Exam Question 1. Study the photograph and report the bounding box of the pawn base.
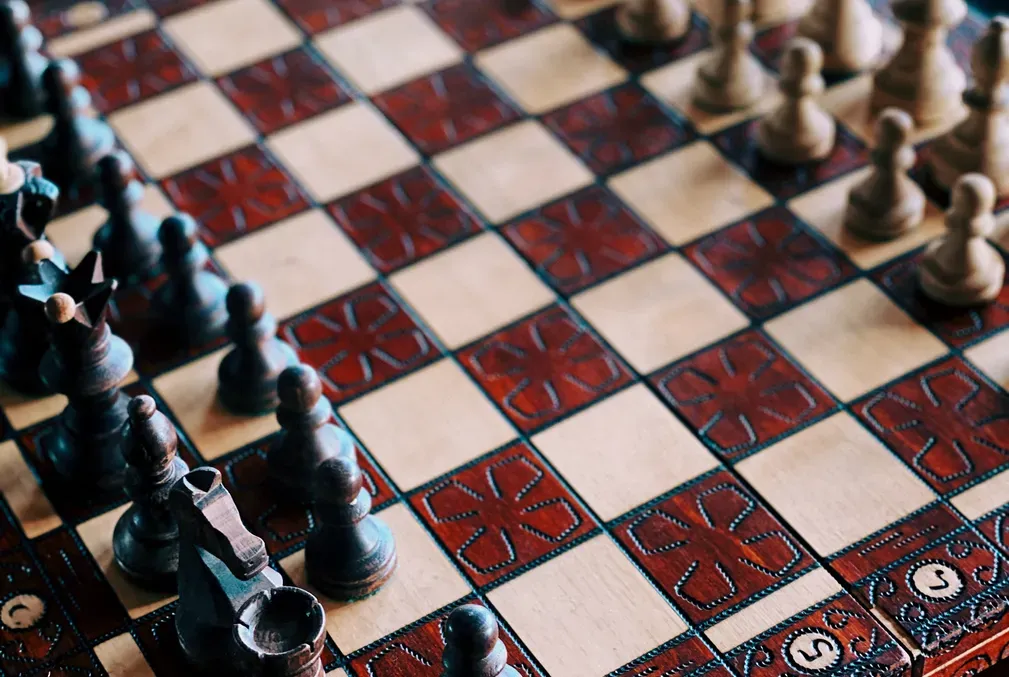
[869,69,966,131]
[93,212,164,283]
[616,0,690,44]
[919,244,1005,307]
[843,185,926,242]
[112,508,180,592]
[756,118,836,165]
[217,341,298,416]
[306,522,398,602]
[928,128,1009,198]
[693,57,767,113]
[153,274,230,348]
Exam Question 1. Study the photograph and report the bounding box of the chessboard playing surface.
[2,0,1009,675]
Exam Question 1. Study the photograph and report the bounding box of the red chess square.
[723,594,913,676]
[711,120,869,201]
[614,469,816,627]
[34,0,134,38]
[502,186,668,295]
[279,281,441,405]
[651,330,836,462]
[0,546,81,675]
[421,0,556,51]
[373,64,522,155]
[976,505,1009,556]
[871,250,1009,349]
[409,442,595,587]
[611,635,734,677]
[77,29,197,114]
[853,356,1009,496]
[828,505,1009,677]
[215,436,395,557]
[682,207,858,320]
[160,145,310,247]
[542,83,695,176]
[459,305,633,432]
[217,48,351,136]
[328,166,482,275]
[276,0,396,33]
[349,600,542,675]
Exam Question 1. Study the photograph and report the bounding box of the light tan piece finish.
[751,0,808,23]
[928,17,1009,196]
[616,0,691,43]
[870,0,967,128]
[756,38,836,164]
[693,0,767,111]
[919,173,1005,306]
[844,108,926,240]
[797,0,883,72]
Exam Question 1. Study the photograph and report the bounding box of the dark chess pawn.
[267,364,354,502]
[217,282,297,416]
[233,587,326,677]
[113,395,190,590]
[0,0,47,119]
[0,240,64,393]
[19,251,133,491]
[305,454,397,601]
[41,58,115,191]
[93,151,162,282]
[152,213,228,347]
[171,466,282,674]
[0,138,61,289]
[442,605,520,677]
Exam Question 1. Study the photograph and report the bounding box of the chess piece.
[844,108,926,241]
[928,16,1009,196]
[217,282,298,415]
[0,139,61,291]
[616,0,690,43]
[0,0,47,119]
[171,467,282,674]
[756,38,836,164]
[796,0,883,72]
[693,0,766,112]
[93,151,162,282]
[113,395,190,590]
[869,0,967,128]
[305,454,397,601]
[267,364,353,502]
[19,251,133,491]
[0,240,63,393]
[442,605,520,677]
[919,173,1004,306]
[153,213,228,347]
[751,0,804,23]
[41,58,115,191]
[234,587,326,677]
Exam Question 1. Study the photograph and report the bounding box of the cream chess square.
[764,279,948,402]
[153,348,281,461]
[281,503,469,653]
[608,141,774,245]
[475,23,627,114]
[215,209,375,321]
[433,120,593,224]
[93,632,156,677]
[164,0,301,76]
[315,5,463,95]
[0,440,60,538]
[267,102,420,203]
[109,81,256,179]
[338,359,515,490]
[737,412,937,556]
[389,232,555,349]
[488,535,688,675]
[572,253,749,373]
[534,384,720,520]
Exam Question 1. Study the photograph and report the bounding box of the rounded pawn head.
[313,454,362,506]
[21,239,55,265]
[225,281,266,325]
[97,150,135,195]
[41,58,80,99]
[950,173,997,237]
[128,394,157,424]
[779,37,824,92]
[445,605,499,659]
[875,108,914,151]
[972,16,1008,90]
[277,364,323,414]
[158,213,199,259]
[45,292,77,324]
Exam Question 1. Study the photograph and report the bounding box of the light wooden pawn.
[693,0,766,112]
[870,0,967,128]
[756,38,836,164]
[844,108,926,241]
[928,16,1009,197]
[919,173,1004,306]
[0,137,25,194]
[796,0,883,73]
[751,0,806,24]
[616,0,690,43]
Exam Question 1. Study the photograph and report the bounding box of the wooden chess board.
[1,0,1008,675]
